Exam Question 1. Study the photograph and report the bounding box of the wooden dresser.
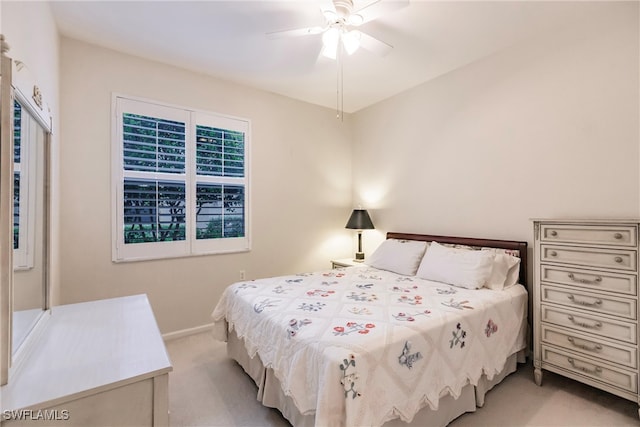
[533,219,640,417]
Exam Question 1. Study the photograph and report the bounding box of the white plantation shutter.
[195,125,244,177]
[123,179,186,244]
[195,183,245,239]
[122,112,187,246]
[113,95,250,261]
[192,111,249,254]
[123,114,186,173]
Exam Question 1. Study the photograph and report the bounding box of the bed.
[211,232,529,426]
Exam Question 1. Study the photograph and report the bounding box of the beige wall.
[59,38,353,333]
[352,3,640,264]
[6,1,639,336]
[1,2,61,305]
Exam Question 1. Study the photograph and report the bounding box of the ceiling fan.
[266,0,409,60]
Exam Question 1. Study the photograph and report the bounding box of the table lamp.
[345,208,375,261]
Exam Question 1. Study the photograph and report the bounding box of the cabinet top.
[1,294,172,411]
[531,218,640,224]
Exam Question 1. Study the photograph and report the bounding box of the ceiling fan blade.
[352,0,409,25]
[357,31,393,56]
[319,0,337,15]
[266,26,326,39]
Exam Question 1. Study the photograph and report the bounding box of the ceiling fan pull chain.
[339,43,344,121]
[336,52,339,119]
[337,41,343,120]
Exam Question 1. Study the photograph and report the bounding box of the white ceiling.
[50,0,610,113]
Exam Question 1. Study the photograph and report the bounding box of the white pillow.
[416,241,495,289]
[483,249,521,290]
[365,239,428,276]
[504,256,522,288]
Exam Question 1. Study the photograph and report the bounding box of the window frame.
[111,94,251,262]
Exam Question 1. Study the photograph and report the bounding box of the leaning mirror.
[0,40,52,379]
[11,95,48,355]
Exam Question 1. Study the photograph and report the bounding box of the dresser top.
[531,218,640,223]
[1,294,172,410]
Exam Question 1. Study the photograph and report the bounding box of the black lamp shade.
[345,209,375,230]
[345,209,374,261]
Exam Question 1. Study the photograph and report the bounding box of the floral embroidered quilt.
[211,265,527,427]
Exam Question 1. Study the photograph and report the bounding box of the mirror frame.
[0,35,52,385]
[0,36,13,385]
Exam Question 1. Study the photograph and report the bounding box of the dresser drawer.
[541,245,637,272]
[540,265,637,296]
[541,304,637,344]
[540,224,637,247]
[541,324,638,369]
[542,345,638,393]
[541,285,637,320]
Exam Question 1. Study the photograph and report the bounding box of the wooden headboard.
[386,232,528,290]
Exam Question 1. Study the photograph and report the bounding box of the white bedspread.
[211,265,527,427]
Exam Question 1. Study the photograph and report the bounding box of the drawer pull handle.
[549,251,558,257]
[567,273,602,285]
[567,295,602,307]
[614,232,623,240]
[568,358,602,375]
[567,315,602,329]
[614,256,624,263]
[567,336,603,352]
[550,231,558,237]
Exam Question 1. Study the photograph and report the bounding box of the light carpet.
[166,332,638,426]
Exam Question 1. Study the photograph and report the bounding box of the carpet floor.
[165,332,639,426]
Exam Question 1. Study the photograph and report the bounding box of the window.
[112,95,250,261]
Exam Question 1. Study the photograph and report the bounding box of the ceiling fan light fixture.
[347,13,364,26]
[321,27,340,59]
[342,30,361,55]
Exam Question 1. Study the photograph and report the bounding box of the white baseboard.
[162,322,214,342]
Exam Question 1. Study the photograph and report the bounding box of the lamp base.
[354,252,365,262]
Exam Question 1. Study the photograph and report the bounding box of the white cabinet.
[533,219,639,417]
[0,295,172,426]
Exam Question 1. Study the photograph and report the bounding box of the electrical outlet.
[239,270,246,280]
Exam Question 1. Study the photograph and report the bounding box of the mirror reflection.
[12,98,47,354]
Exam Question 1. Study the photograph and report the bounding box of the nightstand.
[331,258,364,269]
